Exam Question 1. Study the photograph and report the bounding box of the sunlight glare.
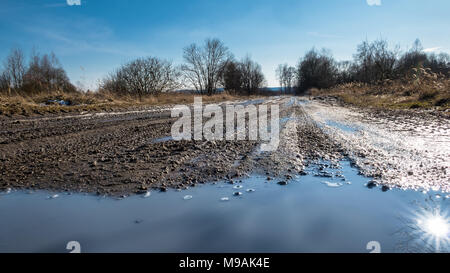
[423,215,449,238]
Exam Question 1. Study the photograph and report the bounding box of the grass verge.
[311,69,450,111]
[0,91,257,117]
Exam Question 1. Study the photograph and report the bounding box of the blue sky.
[1,0,449,89]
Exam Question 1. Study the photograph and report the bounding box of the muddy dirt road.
[0,96,449,195]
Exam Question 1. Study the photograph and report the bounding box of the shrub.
[101,57,181,99]
[296,48,338,93]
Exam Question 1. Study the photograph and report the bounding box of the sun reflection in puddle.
[416,208,449,252]
[396,198,449,253]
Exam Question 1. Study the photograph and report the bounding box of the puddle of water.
[238,99,265,106]
[324,120,359,133]
[285,97,309,107]
[151,136,173,144]
[0,160,448,253]
[321,181,344,188]
[280,117,296,124]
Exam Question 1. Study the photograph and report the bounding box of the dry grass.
[312,68,450,111]
[0,91,255,117]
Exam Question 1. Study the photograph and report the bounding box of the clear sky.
[1,0,449,89]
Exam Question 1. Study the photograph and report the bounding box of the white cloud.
[366,0,381,6]
[423,47,442,53]
[66,0,81,6]
[307,32,342,39]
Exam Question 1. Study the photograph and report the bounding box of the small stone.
[136,189,148,195]
[381,185,390,192]
[183,195,193,200]
[299,170,308,176]
[277,181,289,186]
[233,192,243,196]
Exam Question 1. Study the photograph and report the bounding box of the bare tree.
[0,71,10,94]
[3,48,26,90]
[181,38,231,95]
[285,66,295,93]
[222,60,242,94]
[396,39,427,76]
[336,60,355,83]
[425,52,450,74]
[221,56,266,95]
[353,39,398,83]
[276,64,295,93]
[276,64,285,92]
[239,55,266,95]
[23,52,76,94]
[101,57,180,98]
[296,48,338,93]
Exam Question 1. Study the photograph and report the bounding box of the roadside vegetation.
[1,37,448,116]
[0,38,267,116]
[283,39,450,110]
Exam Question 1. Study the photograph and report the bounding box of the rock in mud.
[367,181,377,189]
[299,171,308,176]
[136,189,148,195]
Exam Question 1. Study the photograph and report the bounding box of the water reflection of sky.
[0,160,448,253]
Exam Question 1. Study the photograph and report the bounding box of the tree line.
[283,38,450,94]
[0,38,267,98]
[0,48,76,96]
[101,38,266,97]
[2,37,448,98]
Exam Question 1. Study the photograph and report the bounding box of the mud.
[0,96,448,195]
